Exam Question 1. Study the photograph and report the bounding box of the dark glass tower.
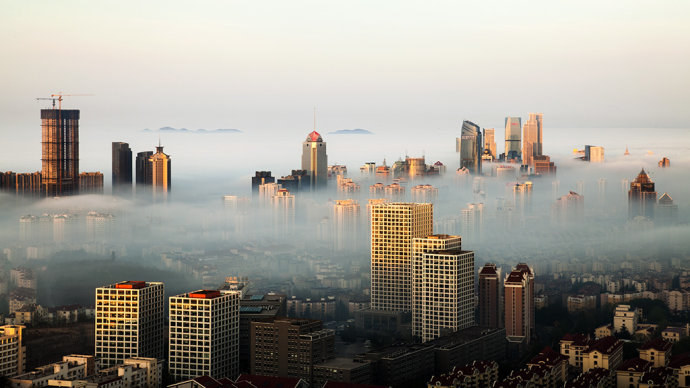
[628,169,657,219]
[136,151,153,193]
[41,109,79,196]
[112,142,132,195]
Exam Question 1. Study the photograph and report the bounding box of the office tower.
[168,290,239,381]
[251,171,275,193]
[278,169,311,192]
[112,142,132,195]
[79,172,104,194]
[504,117,522,161]
[410,184,438,202]
[41,109,79,196]
[461,203,484,243]
[411,234,462,339]
[410,235,472,342]
[370,203,433,312]
[406,157,427,179]
[511,181,533,214]
[259,182,282,204]
[302,131,328,189]
[458,121,482,174]
[504,264,534,345]
[483,128,497,160]
[658,157,671,168]
[655,193,678,225]
[333,199,360,251]
[533,155,556,175]
[135,151,153,192]
[366,198,387,219]
[95,281,164,367]
[0,325,25,377]
[149,145,171,199]
[522,113,543,167]
[272,188,295,234]
[479,264,502,328]
[628,169,657,220]
[251,318,335,386]
[551,191,584,224]
[584,145,604,162]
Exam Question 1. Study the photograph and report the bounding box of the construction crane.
[36,93,93,110]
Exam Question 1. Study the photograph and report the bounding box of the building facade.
[479,263,502,329]
[370,203,433,312]
[628,169,657,220]
[95,281,165,367]
[169,290,240,381]
[149,145,171,200]
[521,113,543,167]
[112,142,132,195]
[504,117,522,161]
[41,109,79,196]
[458,121,482,174]
[78,172,104,194]
[302,131,328,189]
[0,325,25,377]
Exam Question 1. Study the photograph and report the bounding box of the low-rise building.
[663,326,689,342]
[427,360,499,388]
[595,324,613,339]
[567,295,597,313]
[616,358,652,388]
[9,355,95,388]
[564,368,615,388]
[0,325,25,377]
[639,338,672,368]
[560,333,593,370]
[582,336,623,372]
[638,366,675,388]
[312,358,372,387]
[613,304,639,334]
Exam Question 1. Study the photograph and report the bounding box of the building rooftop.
[189,290,222,299]
[479,264,498,276]
[237,374,305,388]
[617,357,652,372]
[561,333,592,347]
[115,281,147,289]
[586,336,622,354]
[640,337,672,351]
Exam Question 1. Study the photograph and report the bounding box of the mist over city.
[1,1,690,387]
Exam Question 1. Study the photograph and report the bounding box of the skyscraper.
[41,109,79,196]
[0,325,25,377]
[656,193,678,225]
[411,234,474,342]
[302,131,328,189]
[628,169,657,220]
[149,145,171,200]
[112,142,132,195]
[333,199,360,251]
[478,263,502,329]
[504,117,522,161]
[521,113,543,167]
[95,281,165,367]
[458,121,482,174]
[504,264,534,345]
[169,289,240,381]
[135,151,153,192]
[251,171,275,193]
[483,128,497,161]
[370,203,433,312]
[272,188,295,235]
[551,191,584,224]
[79,172,104,194]
[584,145,604,162]
[461,203,484,243]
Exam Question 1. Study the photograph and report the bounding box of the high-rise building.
[251,318,335,386]
[169,289,240,381]
[135,151,153,192]
[522,113,543,167]
[458,121,482,174]
[370,203,433,312]
[149,145,171,200]
[504,264,534,345]
[483,128,497,160]
[259,182,282,204]
[478,264,502,329]
[461,203,484,243]
[658,157,671,168]
[656,193,678,225]
[411,235,474,342]
[16,172,42,197]
[628,169,657,220]
[584,145,604,162]
[0,325,25,377]
[410,184,438,203]
[41,109,79,196]
[95,281,165,367]
[333,199,360,251]
[79,172,104,194]
[112,142,132,195]
[272,188,295,234]
[251,171,275,193]
[302,131,328,189]
[411,234,462,339]
[511,181,533,215]
[533,155,557,175]
[504,117,522,162]
[551,191,584,224]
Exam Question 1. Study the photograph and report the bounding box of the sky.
[1,0,689,179]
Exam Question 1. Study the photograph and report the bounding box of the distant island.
[143,127,242,134]
[329,128,373,135]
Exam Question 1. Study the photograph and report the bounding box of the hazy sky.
[2,1,689,175]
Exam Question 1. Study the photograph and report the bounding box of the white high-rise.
[168,289,240,381]
[95,281,165,367]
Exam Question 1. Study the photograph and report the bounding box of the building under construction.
[41,109,80,196]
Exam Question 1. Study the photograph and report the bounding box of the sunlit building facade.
[41,109,79,196]
[504,117,522,162]
[149,145,171,200]
[458,121,482,174]
[302,131,328,189]
[370,203,433,312]
[479,264,502,329]
[95,281,165,367]
[628,169,657,220]
[521,113,543,167]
